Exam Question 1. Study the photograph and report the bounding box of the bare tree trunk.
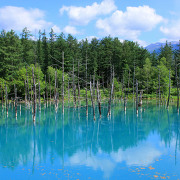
[124,94,127,112]
[121,78,124,101]
[78,59,80,106]
[128,69,130,97]
[26,66,30,105]
[107,66,114,117]
[167,69,171,109]
[147,76,149,95]
[90,81,95,120]
[124,86,127,111]
[73,59,76,108]
[43,92,45,107]
[49,74,51,103]
[5,82,8,116]
[68,79,70,108]
[97,80,101,117]
[57,78,59,102]
[175,60,179,113]
[38,70,41,111]
[32,67,36,122]
[86,52,88,116]
[25,80,27,106]
[1,83,3,108]
[31,83,32,105]
[45,75,48,105]
[158,71,161,105]
[62,51,64,114]
[136,79,138,114]
[133,62,135,99]
[93,74,95,100]
[139,90,143,106]
[55,68,57,110]
[14,84,17,118]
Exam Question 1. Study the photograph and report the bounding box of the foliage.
[0,28,179,99]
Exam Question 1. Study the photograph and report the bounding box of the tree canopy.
[0,28,178,99]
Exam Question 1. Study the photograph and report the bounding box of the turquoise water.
[0,101,180,179]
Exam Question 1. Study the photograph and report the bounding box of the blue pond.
[0,101,180,179]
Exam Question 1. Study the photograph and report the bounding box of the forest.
[0,27,179,103]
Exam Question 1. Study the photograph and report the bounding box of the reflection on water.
[0,101,180,179]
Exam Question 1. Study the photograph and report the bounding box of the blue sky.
[0,0,180,46]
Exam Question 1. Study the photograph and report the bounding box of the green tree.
[37,30,43,66]
[142,58,152,93]
[89,38,99,78]
[49,28,56,65]
[0,30,23,81]
[158,41,173,69]
[42,30,49,73]
[157,57,170,94]
[13,64,45,97]
[21,27,34,65]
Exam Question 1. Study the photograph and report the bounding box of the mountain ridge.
[145,41,179,53]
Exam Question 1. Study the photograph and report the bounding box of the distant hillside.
[145,41,179,53]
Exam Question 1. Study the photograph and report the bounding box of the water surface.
[0,101,180,179]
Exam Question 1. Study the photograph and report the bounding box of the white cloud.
[96,5,163,40]
[111,143,161,166]
[160,19,180,40]
[135,39,148,47]
[0,6,53,32]
[60,0,117,25]
[52,25,61,34]
[63,25,79,35]
[86,36,99,42]
[67,140,162,178]
[68,150,115,179]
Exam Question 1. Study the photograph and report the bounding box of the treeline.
[0,27,179,99]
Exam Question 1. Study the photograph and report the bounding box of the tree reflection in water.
[0,101,180,179]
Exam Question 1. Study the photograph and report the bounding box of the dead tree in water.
[124,87,127,111]
[54,68,58,110]
[68,79,70,108]
[93,74,95,101]
[24,80,27,106]
[43,91,45,107]
[167,69,171,109]
[107,66,114,117]
[32,67,36,122]
[49,74,51,103]
[121,76,124,101]
[14,84,17,118]
[133,62,135,99]
[26,66,30,105]
[31,83,33,105]
[97,80,101,117]
[38,67,41,111]
[136,79,138,114]
[158,71,161,105]
[5,83,8,116]
[90,81,95,120]
[1,83,3,108]
[138,90,143,107]
[127,69,130,97]
[77,58,81,106]
[62,51,64,114]
[72,59,76,108]
[85,52,88,116]
[45,75,48,106]
[175,60,179,113]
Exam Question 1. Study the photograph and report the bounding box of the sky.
[0,0,180,47]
